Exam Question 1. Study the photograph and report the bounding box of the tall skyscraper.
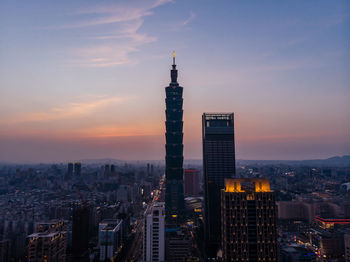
[143,202,165,262]
[104,164,110,179]
[165,52,184,223]
[74,162,81,176]
[221,178,277,262]
[202,113,236,257]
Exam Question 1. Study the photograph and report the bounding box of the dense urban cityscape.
[0,157,349,261]
[1,1,349,262]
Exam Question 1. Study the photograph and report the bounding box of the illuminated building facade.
[27,220,67,262]
[221,178,277,262]
[202,113,235,256]
[315,216,350,229]
[165,52,184,223]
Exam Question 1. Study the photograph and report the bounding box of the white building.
[99,219,123,261]
[143,202,165,262]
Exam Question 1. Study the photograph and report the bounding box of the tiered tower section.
[165,52,184,223]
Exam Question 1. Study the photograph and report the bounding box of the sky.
[0,0,349,163]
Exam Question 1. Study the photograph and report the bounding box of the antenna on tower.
[173,50,175,65]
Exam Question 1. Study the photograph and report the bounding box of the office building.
[165,52,184,223]
[184,169,200,197]
[104,164,110,179]
[221,178,277,262]
[143,202,165,262]
[202,113,235,256]
[276,201,315,224]
[98,219,123,261]
[67,163,73,177]
[111,164,116,174]
[317,230,345,260]
[165,228,192,262]
[27,220,67,262]
[71,205,90,259]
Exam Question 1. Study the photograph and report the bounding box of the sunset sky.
[0,0,349,163]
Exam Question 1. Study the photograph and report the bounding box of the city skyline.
[1,0,349,163]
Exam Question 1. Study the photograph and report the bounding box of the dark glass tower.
[202,113,236,258]
[165,53,184,223]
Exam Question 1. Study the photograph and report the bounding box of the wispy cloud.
[183,12,196,26]
[62,0,172,28]
[68,45,139,67]
[170,11,196,32]
[58,0,172,67]
[8,96,132,123]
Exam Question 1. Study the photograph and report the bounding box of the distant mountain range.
[236,155,350,167]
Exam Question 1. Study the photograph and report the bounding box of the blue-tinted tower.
[165,52,184,223]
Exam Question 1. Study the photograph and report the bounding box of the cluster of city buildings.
[0,161,164,261]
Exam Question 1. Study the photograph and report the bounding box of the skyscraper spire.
[171,51,178,83]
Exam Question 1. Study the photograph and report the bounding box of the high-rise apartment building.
[27,220,67,262]
[202,113,236,256]
[67,163,73,177]
[98,219,123,261]
[184,169,200,197]
[221,178,277,262]
[165,52,184,223]
[74,163,81,177]
[143,202,165,262]
[104,164,110,179]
